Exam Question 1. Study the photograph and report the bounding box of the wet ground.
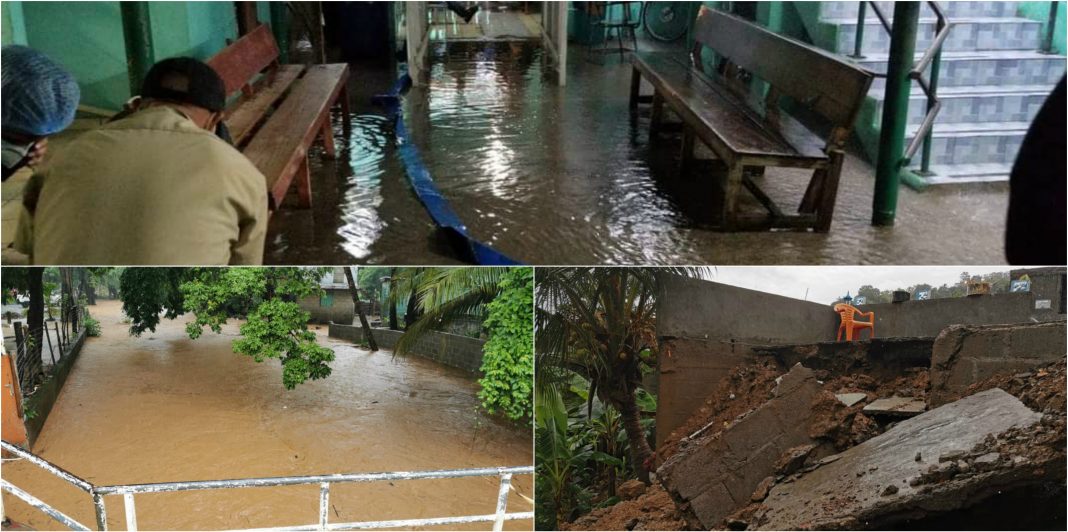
[1,300,532,530]
[265,40,1010,265]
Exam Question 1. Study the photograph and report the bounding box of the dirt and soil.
[954,359,1066,414]
[561,483,691,532]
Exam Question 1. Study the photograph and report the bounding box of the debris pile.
[563,345,1065,531]
[561,483,689,531]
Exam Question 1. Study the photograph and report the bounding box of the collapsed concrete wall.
[747,388,1057,531]
[655,275,837,443]
[752,337,933,381]
[329,324,485,374]
[657,364,823,529]
[929,320,1067,407]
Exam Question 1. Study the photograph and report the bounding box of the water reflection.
[265,41,1008,265]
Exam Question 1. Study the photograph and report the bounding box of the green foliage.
[477,268,534,424]
[233,299,335,389]
[120,268,187,335]
[118,267,333,389]
[83,315,102,337]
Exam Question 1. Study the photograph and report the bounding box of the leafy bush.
[477,267,534,424]
[83,315,102,337]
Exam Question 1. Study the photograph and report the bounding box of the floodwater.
[265,41,1010,265]
[0,300,533,530]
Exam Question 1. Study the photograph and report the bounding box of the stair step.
[831,17,1044,55]
[820,1,1022,21]
[913,162,1013,185]
[868,84,1054,125]
[858,50,1067,90]
[905,121,1029,165]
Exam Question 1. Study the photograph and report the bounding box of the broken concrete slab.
[749,388,1044,530]
[657,363,822,529]
[836,392,867,407]
[862,396,926,417]
[929,321,1067,407]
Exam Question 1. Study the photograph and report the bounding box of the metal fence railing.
[1,440,534,531]
[10,305,86,395]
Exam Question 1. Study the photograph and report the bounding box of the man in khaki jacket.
[31,57,267,265]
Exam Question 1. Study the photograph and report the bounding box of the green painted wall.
[1019,1,1066,54]
[2,1,29,45]
[10,1,250,110]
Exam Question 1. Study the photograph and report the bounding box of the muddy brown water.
[265,41,1009,265]
[1,300,532,530]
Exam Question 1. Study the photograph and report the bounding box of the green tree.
[535,267,708,484]
[389,267,535,423]
[119,267,334,389]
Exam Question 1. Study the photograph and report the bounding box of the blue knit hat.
[2,45,80,137]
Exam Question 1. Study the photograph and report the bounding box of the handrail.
[853,1,951,174]
[1040,1,1059,54]
[1,440,533,532]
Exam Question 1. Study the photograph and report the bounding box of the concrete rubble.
[565,326,1066,531]
[746,388,1056,530]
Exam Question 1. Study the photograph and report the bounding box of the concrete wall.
[329,324,486,375]
[655,275,839,444]
[24,328,86,447]
[858,292,1042,339]
[929,320,1067,407]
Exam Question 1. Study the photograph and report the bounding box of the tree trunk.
[26,268,44,383]
[617,388,654,484]
[344,267,378,351]
[80,269,95,305]
[388,268,399,330]
[404,291,419,331]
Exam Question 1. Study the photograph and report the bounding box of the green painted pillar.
[120,1,154,96]
[270,1,290,64]
[871,1,919,227]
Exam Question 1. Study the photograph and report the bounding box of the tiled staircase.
[810,1,1066,185]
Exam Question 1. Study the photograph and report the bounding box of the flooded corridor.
[1,300,533,530]
[265,41,1010,266]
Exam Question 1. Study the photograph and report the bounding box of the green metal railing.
[1040,1,1059,54]
[857,2,951,225]
[856,1,950,176]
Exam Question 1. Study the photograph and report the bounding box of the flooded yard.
[1,299,532,530]
[265,41,1009,266]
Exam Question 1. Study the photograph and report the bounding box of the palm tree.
[535,267,709,484]
[391,267,512,354]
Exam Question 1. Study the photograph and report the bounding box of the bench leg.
[320,119,337,159]
[340,80,352,136]
[296,156,313,209]
[680,128,695,174]
[721,163,745,230]
[650,91,665,137]
[814,150,845,232]
[629,67,641,110]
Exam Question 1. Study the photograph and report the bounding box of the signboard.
[915,290,930,300]
[1035,299,1052,310]
[853,296,866,305]
[1010,279,1031,293]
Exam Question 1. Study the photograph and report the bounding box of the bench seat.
[242,63,350,210]
[632,51,827,167]
[226,64,304,146]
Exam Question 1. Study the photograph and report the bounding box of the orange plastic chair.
[834,303,874,342]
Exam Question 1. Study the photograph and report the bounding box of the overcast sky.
[703,266,1012,304]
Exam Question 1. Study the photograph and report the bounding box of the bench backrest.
[691,7,872,138]
[207,24,279,99]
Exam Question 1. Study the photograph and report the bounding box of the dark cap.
[141,57,226,113]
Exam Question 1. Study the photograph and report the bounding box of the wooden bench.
[207,24,351,211]
[629,7,873,231]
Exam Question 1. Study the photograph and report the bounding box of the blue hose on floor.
[373,73,522,265]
